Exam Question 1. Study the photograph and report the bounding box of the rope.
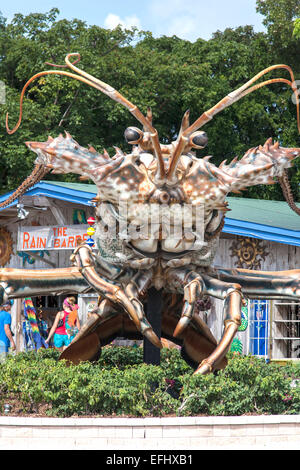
[278,168,300,216]
[0,164,50,210]
[204,215,225,241]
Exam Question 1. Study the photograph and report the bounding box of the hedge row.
[0,347,299,417]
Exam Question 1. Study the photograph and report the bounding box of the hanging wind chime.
[86,217,96,247]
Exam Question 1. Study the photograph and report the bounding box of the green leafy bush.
[0,348,299,417]
[179,355,300,416]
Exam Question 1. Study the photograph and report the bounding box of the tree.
[257,0,300,43]
[0,5,299,202]
[0,9,139,190]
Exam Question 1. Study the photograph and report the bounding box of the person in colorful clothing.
[45,297,80,351]
[0,301,16,360]
[63,296,80,342]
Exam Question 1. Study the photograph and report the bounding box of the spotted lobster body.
[27,133,300,275]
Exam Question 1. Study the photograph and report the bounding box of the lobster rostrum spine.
[1,53,300,374]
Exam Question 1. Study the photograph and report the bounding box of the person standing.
[0,301,16,360]
[45,297,80,351]
[37,310,49,341]
[63,297,80,342]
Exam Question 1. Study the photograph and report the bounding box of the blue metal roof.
[1,180,300,247]
[0,181,96,208]
[223,218,300,246]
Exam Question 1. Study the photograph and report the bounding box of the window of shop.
[248,299,270,358]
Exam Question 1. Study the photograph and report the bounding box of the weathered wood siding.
[1,199,94,270]
[214,237,300,272]
[210,236,300,352]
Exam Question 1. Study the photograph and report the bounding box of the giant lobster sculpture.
[1,53,300,374]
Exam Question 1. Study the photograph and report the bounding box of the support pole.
[143,287,162,366]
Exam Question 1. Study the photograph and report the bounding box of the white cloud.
[104,13,141,31]
[165,16,198,39]
[147,0,264,42]
[149,0,198,20]
[148,0,204,40]
[101,1,264,42]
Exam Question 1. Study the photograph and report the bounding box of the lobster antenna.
[5,69,106,135]
[64,53,165,184]
[177,109,190,138]
[6,53,166,184]
[167,64,300,185]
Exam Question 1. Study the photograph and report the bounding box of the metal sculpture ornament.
[230,237,269,270]
[1,53,300,374]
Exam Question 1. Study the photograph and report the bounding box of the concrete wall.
[0,415,299,450]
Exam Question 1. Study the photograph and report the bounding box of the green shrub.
[179,354,300,416]
[0,348,299,417]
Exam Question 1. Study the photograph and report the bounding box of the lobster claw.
[173,300,194,337]
[174,274,204,338]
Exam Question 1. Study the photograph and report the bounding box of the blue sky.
[1,0,266,42]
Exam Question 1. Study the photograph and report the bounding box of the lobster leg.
[124,270,163,343]
[194,274,243,374]
[62,268,156,362]
[68,298,119,347]
[172,271,205,337]
[213,267,300,300]
[61,270,158,363]
[168,267,243,374]
[192,266,300,374]
[72,243,162,348]
[60,298,119,363]
[0,266,89,302]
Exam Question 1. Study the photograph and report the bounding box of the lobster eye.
[189,131,208,149]
[124,127,144,144]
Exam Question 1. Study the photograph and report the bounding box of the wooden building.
[0,180,299,362]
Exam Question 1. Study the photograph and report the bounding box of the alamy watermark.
[291,80,300,106]
[0,81,5,104]
[96,201,207,250]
